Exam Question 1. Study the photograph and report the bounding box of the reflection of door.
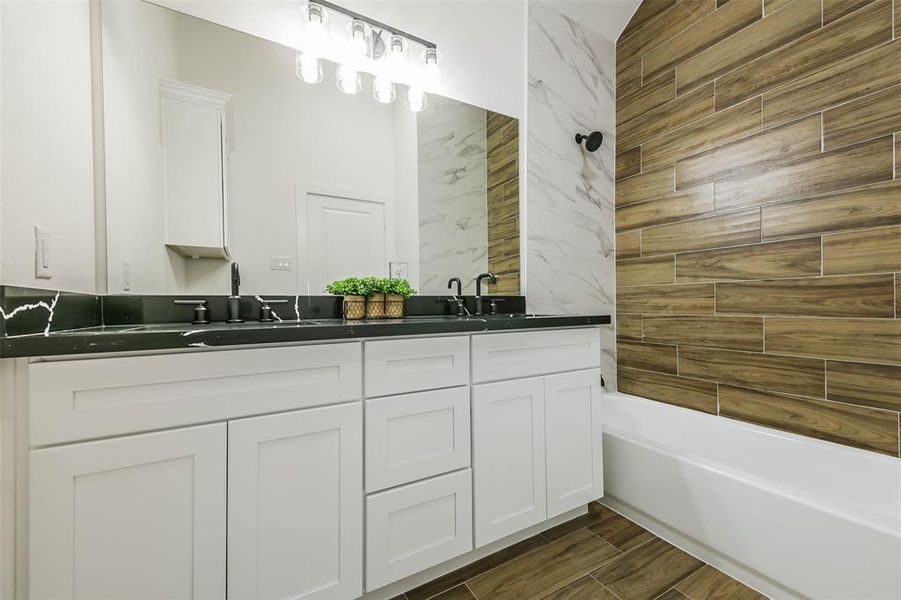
[305,194,387,293]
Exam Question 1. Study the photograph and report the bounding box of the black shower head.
[575,131,603,152]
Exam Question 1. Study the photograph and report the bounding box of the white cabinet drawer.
[364,336,469,397]
[366,387,470,492]
[29,343,362,446]
[471,328,600,383]
[366,470,472,591]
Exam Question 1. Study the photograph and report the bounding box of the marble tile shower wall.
[418,96,489,295]
[526,1,617,388]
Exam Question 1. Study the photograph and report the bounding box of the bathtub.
[601,392,901,600]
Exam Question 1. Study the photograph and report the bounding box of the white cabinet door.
[545,370,604,517]
[366,387,470,492]
[366,470,472,591]
[227,403,363,600]
[29,424,226,600]
[472,378,546,547]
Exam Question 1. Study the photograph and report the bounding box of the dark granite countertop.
[1,314,611,358]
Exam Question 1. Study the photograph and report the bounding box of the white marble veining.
[0,291,60,336]
[417,96,489,295]
[526,1,616,388]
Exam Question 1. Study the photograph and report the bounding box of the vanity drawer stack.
[362,335,473,590]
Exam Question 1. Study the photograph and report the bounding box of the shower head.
[575,131,603,152]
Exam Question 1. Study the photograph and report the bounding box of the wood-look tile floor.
[393,502,767,600]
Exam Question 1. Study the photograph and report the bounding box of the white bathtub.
[601,392,901,600]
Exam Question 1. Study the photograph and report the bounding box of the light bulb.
[386,34,406,80]
[373,76,396,104]
[295,51,322,84]
[422,47,440,91]
[336,64,361,94]
[348,20,368,59]
[406,86,427,112]
[305,3,328,52]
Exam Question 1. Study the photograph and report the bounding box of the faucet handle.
[173,299,210,325]
[257,298,289,322]
[488,298,505,315]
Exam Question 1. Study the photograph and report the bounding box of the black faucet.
[227,262,243,323]
[446,277,465,315]
[474,272,497,315]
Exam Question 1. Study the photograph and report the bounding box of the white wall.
[0,0,96,294]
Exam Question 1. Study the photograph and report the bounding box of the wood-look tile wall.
[486,111,521,295]
[615,0,901,457]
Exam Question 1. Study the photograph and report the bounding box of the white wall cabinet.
[473,369,604,547]
[472,377,547,547]
[228,403,362,600]
[29,424,227,600]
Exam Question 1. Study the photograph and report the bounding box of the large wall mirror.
[101,0,521,296]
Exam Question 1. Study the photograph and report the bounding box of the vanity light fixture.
[300,0,439,111]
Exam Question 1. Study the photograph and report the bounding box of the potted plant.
[326,277,371,320]
[365,277,416,319]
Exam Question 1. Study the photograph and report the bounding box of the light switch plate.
[34,226,52,279]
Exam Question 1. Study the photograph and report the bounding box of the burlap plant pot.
[384,294,405,318]
[365,294,387,319]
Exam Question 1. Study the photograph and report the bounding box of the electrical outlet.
[269,256,292,271]
[34,226,52,279]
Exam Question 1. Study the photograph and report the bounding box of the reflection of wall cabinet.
[160,80,231,259]
[18,329,603,599]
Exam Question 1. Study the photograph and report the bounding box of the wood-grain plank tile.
[675,238,821,283]
[616,185,714,232]
[715,0,893,110]
[642,0,761,82]
[823,224,901,274]
[616,231,641,259]
[719,385,899,456]
[617,255,675,287]
[762,39,901,128]
[642,316,764,351]
[590,537,705,600]
[761,180,901,240]
[405,534,549,600]
[642,97,761,171]
[616,0,716,73]
[429,586,476,600]
[617,340,678,374]
[618,0,678,43]
[616,284,715,315]
[765,317,901,364]
[617,59,642,99]
[676,0,817,94]
[541,501,607,542]
[616,313,643,340]
[827,361,901,411]
[675,565,767,600]
[824,0,879,23]
[467,529,621,600]
[619,83,715,150]
[617,167,674,207]
[823,84,901,150]
[617,367,718,414]
[716,274,896,317]
[616,146,642,181]
[658,591,691,600]
[617,70,676,127]
[641,209,760,256]
[678,347,825,397]
[587,508,655,553]
[764,0,796,13]
[542,576,619,600]
[896,133,900,178]
[674,115,821,189]
[715,136,894,212]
